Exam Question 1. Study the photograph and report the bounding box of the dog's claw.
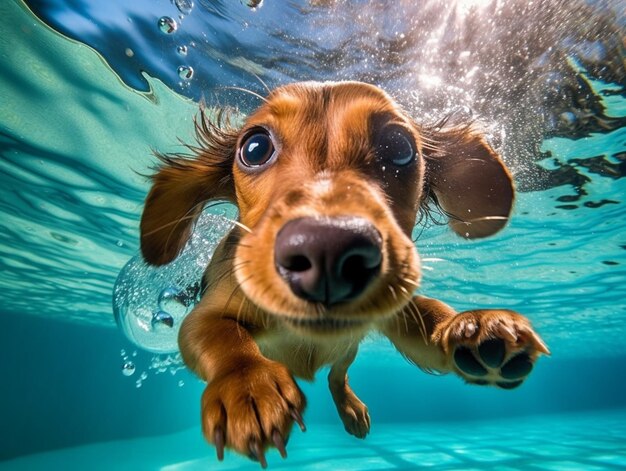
[214,427,225,461]
[272,429,288,458]
[290,407,306,432]
[249,440,267,469]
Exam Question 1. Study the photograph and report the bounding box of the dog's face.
[232,82,423,335]
[140,81,514,338]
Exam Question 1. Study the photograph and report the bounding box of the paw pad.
[454,338,533,389]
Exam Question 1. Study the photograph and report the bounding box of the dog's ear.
[140,109,239,265]
[424,126,514,238]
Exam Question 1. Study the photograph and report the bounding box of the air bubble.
[158,286,195,317]
[158,16,178,34]
[177,65,194,80]
[122,361,136,376]
[173,0,194,15]
[178,380,185,387]
[113,212,234,353]
[152,310,174,330]
[176,45,188,56]
[242,0,264,9]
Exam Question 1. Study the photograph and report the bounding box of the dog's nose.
[274,217,382,306]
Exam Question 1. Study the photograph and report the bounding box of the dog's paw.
[332,386,371,439]
[201,360,306,467]
[440,309,550,389]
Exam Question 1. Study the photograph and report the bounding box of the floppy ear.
[140,109,239,265]
[424,127,514,239]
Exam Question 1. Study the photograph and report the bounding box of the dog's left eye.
[377,127,416,166]
[239,130,275,167]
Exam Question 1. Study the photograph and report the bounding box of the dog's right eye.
[376,126,416,167]
[239,130,275,168]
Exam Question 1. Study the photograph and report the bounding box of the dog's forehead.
[248,81,404,131]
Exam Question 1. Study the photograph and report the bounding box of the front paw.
[201,360,306,467]
[331,386,371,439]
[438,309,550,389]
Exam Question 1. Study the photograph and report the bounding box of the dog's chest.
[255,330,354,380]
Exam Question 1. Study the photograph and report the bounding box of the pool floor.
[2,410,625,470]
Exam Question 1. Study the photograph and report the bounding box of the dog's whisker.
[220,85,269,104]
[142,212,198,238]
[151,199,233,262]
[396,284,411,298]
[406,299,428,345]
[224,274,253,314]
[235,297,247,329]
[230,220,253,234]
[421,257,445,263]
[161,202,214,260]
[250,72,271,94]
[387,285,398,302]
[202,273,231,294]
[223,240,252,249]
[399,277,420,288]
[460,215,510,224]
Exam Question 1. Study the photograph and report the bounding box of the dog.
[140,81,549,467]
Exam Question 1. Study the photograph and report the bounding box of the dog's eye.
[239,130,275,167]
[377,127,416,166]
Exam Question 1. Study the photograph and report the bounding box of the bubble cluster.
[136,371,148,388]
[120,349,139,377]
[155,6,195,83]
[149,352,186,377]
[113,212,233,353]
[120,347,187,388]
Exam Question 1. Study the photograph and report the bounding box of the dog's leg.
[179,302,306,464]
[381,296,549,388]
[328,345,371,438]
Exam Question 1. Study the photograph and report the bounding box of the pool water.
[4,411,626,470]
[1,0,625,469]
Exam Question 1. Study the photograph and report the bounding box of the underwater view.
[1,0,626,469]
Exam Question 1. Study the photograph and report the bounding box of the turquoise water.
[4,412,626,470]
[1,0,626,469]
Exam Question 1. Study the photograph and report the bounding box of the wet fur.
[140,81,549,465]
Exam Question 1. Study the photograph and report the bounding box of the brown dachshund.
[140,81,549,467]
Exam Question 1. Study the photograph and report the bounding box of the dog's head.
[141,81,513,336]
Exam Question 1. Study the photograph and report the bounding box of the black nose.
[274,216,382,306]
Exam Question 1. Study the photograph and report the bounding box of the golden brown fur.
[140,81,549,466]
